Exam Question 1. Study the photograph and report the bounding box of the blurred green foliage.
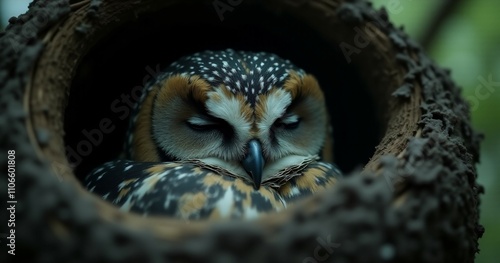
[371,0,500,262]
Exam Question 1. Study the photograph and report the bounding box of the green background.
[369,1,499,262]
[1,0,498,262]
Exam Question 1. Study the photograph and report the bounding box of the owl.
[85,49,342,220]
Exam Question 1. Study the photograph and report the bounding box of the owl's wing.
[85,159,341,220]
[276,161,342,203]
[85,160,286,220]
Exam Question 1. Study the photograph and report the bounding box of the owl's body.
[85,49,342,220]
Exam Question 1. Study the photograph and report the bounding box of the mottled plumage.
[85,49,342,220]
[86,160,340,220]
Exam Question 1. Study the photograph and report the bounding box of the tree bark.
[0,0,483,262]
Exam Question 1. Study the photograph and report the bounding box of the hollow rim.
[27,0,421,240]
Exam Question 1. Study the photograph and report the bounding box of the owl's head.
[128,50,330,189]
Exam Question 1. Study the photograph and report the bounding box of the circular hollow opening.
[28,0,420,233]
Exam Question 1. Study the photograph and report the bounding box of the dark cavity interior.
[64,3,382,182]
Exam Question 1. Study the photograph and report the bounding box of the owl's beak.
[241,139,265,190]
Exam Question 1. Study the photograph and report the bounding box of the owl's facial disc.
[151,73,326,187]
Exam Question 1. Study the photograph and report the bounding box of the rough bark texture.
[0,0,483,263]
